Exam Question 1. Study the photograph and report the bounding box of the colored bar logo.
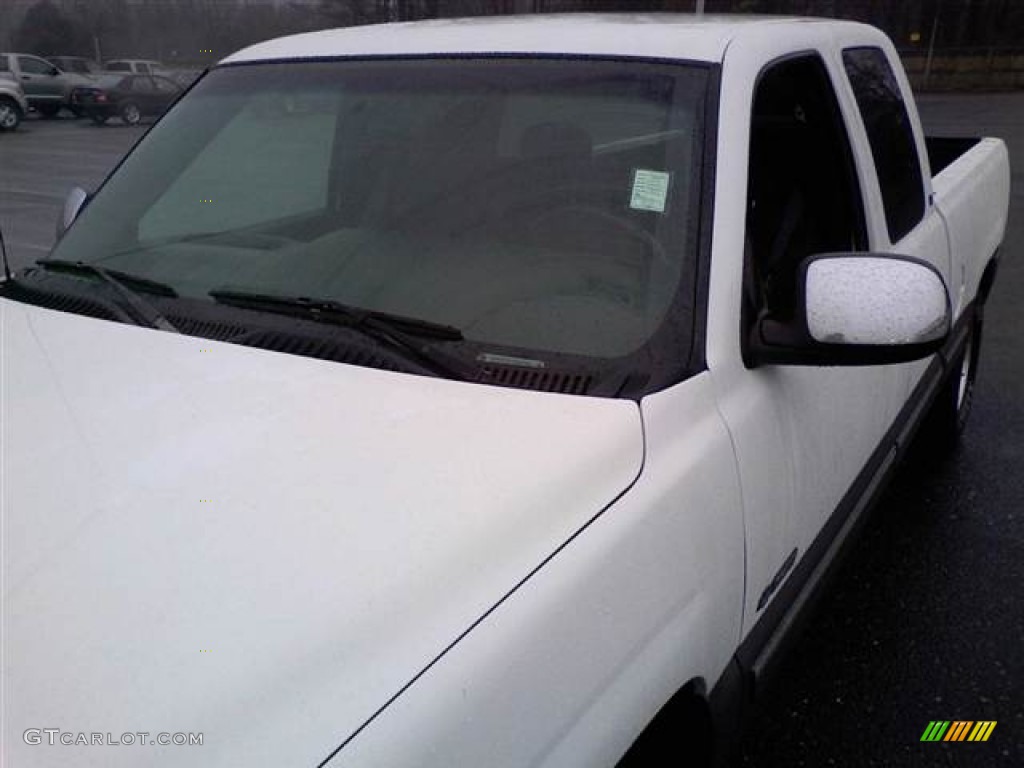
[920,721,997,742]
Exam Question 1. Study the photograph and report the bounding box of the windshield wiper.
[208,288,471,380]
[34,259,180,333]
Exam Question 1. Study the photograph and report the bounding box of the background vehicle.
[0,52,90,116]
[46,55,102,77]
[71,73,182,125]
[103,58,167,75]
[1,15,1010,768]
[164,67,203,88]
[0,77,28,131]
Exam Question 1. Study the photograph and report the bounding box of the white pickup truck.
[0,14,1010,768]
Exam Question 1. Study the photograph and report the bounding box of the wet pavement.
[0,114,147,273]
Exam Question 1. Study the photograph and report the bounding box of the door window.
[133,77,157,94]
[153,77,179,95]
[18,56,53,75]
[745,54,867,324]
[842,47,925,243]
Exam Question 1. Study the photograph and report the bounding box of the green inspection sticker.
[630,169,671,213]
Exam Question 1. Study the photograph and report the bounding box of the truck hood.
[1,301,643,767]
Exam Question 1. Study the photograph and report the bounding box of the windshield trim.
[216,51,717,72]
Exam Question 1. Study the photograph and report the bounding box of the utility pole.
[924,0,941,89]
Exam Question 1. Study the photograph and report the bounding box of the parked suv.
[0,77,28,130]
[0,52,90,116]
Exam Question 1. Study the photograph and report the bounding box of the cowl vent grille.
[165,316,249,342]
[234,330,401,372]
[480,366,592,395]
[6,285,122,323]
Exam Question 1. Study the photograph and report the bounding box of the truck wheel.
[120,102,141,125]
[951,320,980,434]
[925,311,983,450]
[37,103,60,118]
[0,97,22,131]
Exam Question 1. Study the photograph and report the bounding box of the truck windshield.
[51,57,708,367]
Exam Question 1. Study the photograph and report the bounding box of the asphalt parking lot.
[1,95,1022,766]
[0,114,147,272]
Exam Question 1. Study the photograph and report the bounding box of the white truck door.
[715,49,909,638]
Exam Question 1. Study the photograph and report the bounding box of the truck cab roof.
[222,13,878,66]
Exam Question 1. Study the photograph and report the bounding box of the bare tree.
[13,0,88,55]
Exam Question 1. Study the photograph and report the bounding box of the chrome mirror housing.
[56,186,90,240]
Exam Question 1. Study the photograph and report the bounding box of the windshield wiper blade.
[209,289,463,339]
[36,259,178,297]
[34,259,180,332]
[208,288,471,380]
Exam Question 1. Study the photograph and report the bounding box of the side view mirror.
[48,67,60,77]
[56,186,90,239]
[748,253,951,367]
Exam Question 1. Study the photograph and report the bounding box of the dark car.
[71,74,181,125]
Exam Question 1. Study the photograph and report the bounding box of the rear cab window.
[842,47,925,244]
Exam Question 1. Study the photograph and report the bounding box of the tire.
[923,310,983,451]
[120,102,141,125]
[0,97,22,131]
[37,103,60,118]
[90,113,109,126]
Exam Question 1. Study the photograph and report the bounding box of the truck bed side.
[930,136,1010,317]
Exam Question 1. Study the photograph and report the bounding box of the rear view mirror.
[805,255,949,346]
[56,186,90,239]
[749,253,951,367]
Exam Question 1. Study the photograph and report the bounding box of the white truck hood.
[1,301,643,767]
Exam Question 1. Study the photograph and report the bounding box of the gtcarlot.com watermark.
[24,729,203,747]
